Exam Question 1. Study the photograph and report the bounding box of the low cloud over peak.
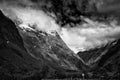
[1,0,120,54]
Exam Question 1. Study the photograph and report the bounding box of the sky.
[1,0,120,54]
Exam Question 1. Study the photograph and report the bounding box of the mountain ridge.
[0,9,120,79]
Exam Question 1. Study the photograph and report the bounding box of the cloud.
[59,19,120,53]
[1,0,120,54]
[0,0,33,6]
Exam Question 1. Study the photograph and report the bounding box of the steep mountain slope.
[0,10,85,79]
[0,10,45,79]
[0,9,120,79]
[0,0,120,79]
[78,39,120,79]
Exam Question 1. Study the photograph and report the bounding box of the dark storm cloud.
[0,0,34,7]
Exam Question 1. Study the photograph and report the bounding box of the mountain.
[78,39,120,79]
[0,0,120,79]
[0,10,86,79]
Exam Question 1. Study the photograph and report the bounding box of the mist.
[1,0,120,53]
